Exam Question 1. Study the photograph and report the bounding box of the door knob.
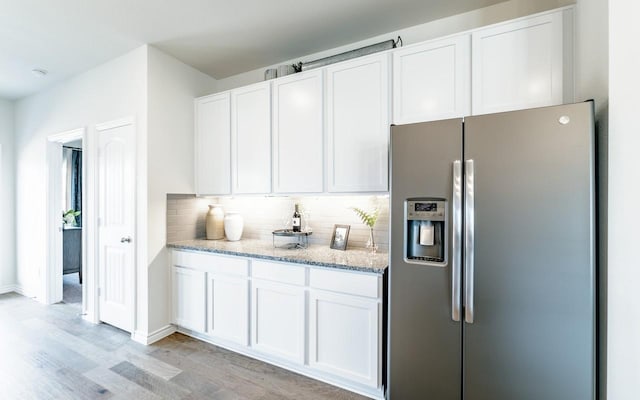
[121,236,132,243]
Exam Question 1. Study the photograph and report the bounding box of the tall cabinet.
[194,93,231,195]
[231,82,272,194]
[392,35,470,124]
[471,11,567,115]
[326,53,390,193]
[272,69,324,193]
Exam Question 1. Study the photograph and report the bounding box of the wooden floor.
[0,293,367,400]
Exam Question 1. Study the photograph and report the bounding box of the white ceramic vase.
[206,204,225,240]
[224,211,244,241]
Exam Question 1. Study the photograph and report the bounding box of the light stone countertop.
[167,238,388,274]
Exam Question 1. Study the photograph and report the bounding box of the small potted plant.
[63,209,81,227]
[351,206,379,253]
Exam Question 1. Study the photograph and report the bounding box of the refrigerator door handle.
[451,161,462,322]
[464,159,475,323]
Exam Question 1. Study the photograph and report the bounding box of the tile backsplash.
[167,194,390,251]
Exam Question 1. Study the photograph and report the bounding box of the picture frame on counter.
[330,224,350,250]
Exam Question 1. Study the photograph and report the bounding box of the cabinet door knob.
[120,236,132,243]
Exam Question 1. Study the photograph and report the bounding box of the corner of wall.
[0,98,16,290]
[144,46,217,334]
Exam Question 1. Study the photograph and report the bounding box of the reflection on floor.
[0,293,367,400]
[63,272,82,306]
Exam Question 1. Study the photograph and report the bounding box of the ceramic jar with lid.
[206,204,225,240]
[224,211,244,241]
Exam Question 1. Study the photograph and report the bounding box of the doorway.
[61,141,83,307]
[45,118,135,331]
[45,128,88,313]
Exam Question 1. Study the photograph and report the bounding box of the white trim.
[48,127,85,143]
[131,325,177,345]
[95,117,135,132]
[83,127,99,322]
[82,310,99,324]
[0,284,26,296]
[0,284,18,294]
[45,127,88,307]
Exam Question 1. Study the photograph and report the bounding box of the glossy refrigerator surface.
[462,103,595,400]
[387,102,595,400]
[388,118,463,399]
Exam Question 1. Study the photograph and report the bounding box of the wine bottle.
[292,204,301,232]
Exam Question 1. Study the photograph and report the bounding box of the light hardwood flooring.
[0,293,368,400]
[63,272,82,305]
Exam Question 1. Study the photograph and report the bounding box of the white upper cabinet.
[194,8,572,195]
[195,93,231,195]
[393,35,471,124]
[326,53,390,192]
[472,11,566,115]
[272,69,324,193]
[231,82,272,194]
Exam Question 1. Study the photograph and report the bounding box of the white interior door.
[97,119,135,332]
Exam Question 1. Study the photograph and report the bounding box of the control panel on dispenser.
[405,198,447,266]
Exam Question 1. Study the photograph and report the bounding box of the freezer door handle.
[464,159,475,323]
[452,161,462,321]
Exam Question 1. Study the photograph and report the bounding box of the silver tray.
[272,229,312,249]
[272,229,313,237]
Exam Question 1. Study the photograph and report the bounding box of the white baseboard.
[0,284,17,294]
[82,312,99,325]
[0,284,24,295]
[131,324,177,345]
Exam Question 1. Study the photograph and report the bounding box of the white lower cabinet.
[172,266,206,333]
[309,290,380,388]
[251,279,306,364]
[309,290,380,387]
[207,274,249,346]
[171,250,384,398]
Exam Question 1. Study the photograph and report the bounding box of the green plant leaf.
[351,207,378,228]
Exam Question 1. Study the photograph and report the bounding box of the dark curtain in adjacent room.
[64,147,82,227]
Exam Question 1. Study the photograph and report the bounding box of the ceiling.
[0,0,505,100]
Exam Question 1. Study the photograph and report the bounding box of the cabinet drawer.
[251,260,306,286]
[172,250,249,277]
[309,268,380,298]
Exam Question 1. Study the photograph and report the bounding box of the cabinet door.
[472,11,565,115]
[327,54,390,192]
[231,82,271,194]
[172,266,206,333]
[195,93,231,195]
[272,70,324,193]
[251,279,305,364]
[309,290,380,388]
[393,35,470,124]
[207,274,249,346]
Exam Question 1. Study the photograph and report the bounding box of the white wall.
[215,0,573,91]
[572,1,609,398]
[14,46,147,302]
[0,98,15,293]
[145,46,216,335]
[607,1,639,399]
[13,43,217,339]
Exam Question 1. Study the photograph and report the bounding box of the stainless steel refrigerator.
[387,102,595,399]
